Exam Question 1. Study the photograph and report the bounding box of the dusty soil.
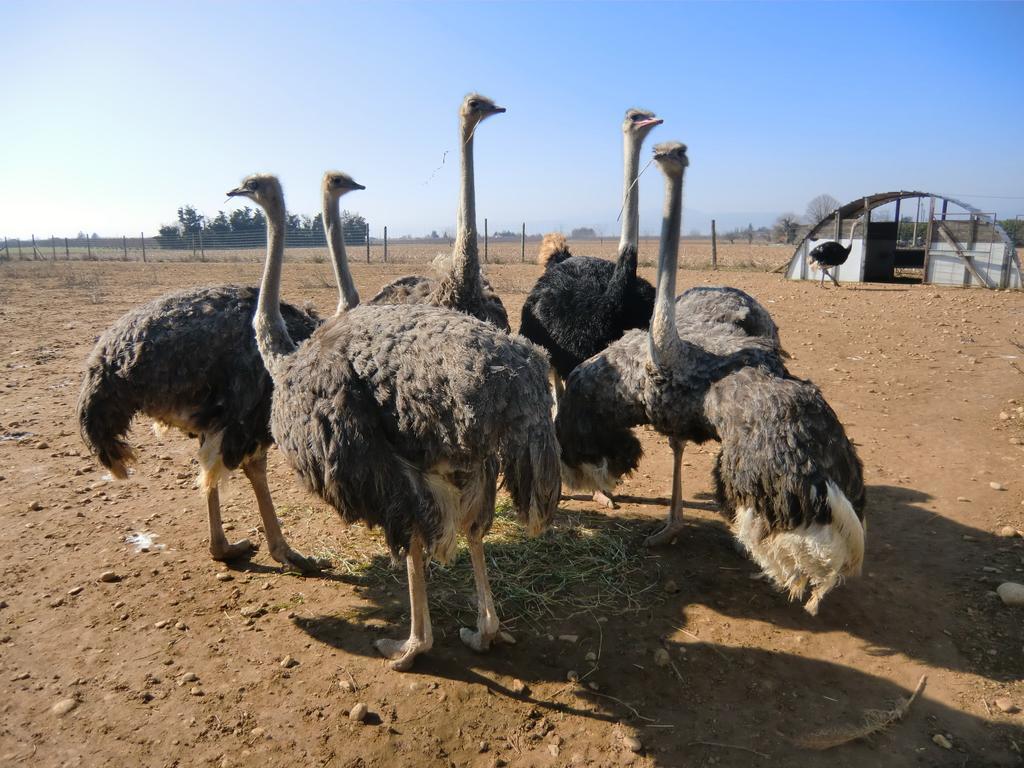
[1,259,1023,768]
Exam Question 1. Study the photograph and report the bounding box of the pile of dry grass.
[313,499,666,632]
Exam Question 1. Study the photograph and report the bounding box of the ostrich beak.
[488,105,506,115]
[225,187,246,198]
[637,117,663,128]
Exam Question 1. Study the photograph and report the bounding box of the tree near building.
[805,193,840,224]
[774,213,801,244]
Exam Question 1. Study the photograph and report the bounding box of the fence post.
[383,225,388,263]
[64,237,70,259]
[3,237,8,260]
[191,232,197,260]
[521,222,525,263]
[141,232,146,263]
[17,239,23,259]
[198,229,205,261]
[365,223,370,263]
[711,219,718,271]
[122,235,128,261]
[31,234,38,260]
[86,236,91,260]
[51,235,56,260]
[484,217,488,263]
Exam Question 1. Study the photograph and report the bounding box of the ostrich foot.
[592,490,618,509]
[210,538,257,562]
[374,637,430,672]
[269,544,329,574]
[459,627,515,653]
[644,519,686,547]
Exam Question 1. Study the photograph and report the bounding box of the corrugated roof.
[799,190,1013,248]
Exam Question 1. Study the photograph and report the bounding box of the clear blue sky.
[2,1,1022,239]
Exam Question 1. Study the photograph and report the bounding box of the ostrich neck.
[449,124,481,294]
[323,189,360,314]
[254,199,297,376]
[648,169,685,368]
[618,131,642,253]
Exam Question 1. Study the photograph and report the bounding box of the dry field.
[1,258,1023,767]
[71,238,789,273]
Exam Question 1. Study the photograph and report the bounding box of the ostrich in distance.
[230,172,560,671]
[75,227,353,573]
[369,93,509,330]
[807,217,863,288]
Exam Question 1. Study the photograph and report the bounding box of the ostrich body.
[77,285,324,572]
[807,217,862,288]
[706,365,865,614]
[231,173,559,671]
[558,143,865,612]
[369,94,509,331]
[519,109,662,386]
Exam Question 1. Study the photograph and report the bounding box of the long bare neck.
[449,122,481,293]
[254,199,297,376]
[618,131,642,253]
[846,217,861,251]
[648,169,685,367]
[323,190,360,314]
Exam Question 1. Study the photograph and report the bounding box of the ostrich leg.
[206,484,256,561]
[241,454,326,573]
[828,267,841,288]
[459,531,505,651]
[376,536,433,671]
[645,437,687,546]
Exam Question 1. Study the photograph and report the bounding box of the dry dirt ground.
[1,259,1023,768]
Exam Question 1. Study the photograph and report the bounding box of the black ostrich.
[518,109,662,399]
[807,217,863,288]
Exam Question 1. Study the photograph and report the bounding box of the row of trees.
[156,205,368,249]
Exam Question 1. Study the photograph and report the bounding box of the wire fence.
[0,220,547,265]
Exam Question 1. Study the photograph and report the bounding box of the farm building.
[785,191,1021,289]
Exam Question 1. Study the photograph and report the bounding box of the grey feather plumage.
[77,284,318,478]
[268,302,558,559]
[369,270,509,331]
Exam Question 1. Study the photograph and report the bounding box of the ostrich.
[229,172,560,671]
[322,170,363,313]
[807,217,863,288]
[705,365,865,614]
[558,143,866,612]
[75,171,369,572]
[369,93,509,330]
[556,141,785,539]
[75,233,346,572]
[519,108,662,393]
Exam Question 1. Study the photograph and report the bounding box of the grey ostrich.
[558,143,865,612]
[75,193,356,571]
[229,172,560,671]
[369,93,509,330]
[557,142,784,542]
[322,170,363,313]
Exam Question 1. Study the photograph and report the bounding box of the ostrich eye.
[248,181,259,191]
[469,100,479,109]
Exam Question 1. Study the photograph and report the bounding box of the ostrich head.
[460,93,506,131]
[321,170,366,200]
[226,174,287,217]
[623,108,663,138]
[652,141,689,175]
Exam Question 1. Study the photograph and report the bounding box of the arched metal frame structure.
[786,191,1021,289]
